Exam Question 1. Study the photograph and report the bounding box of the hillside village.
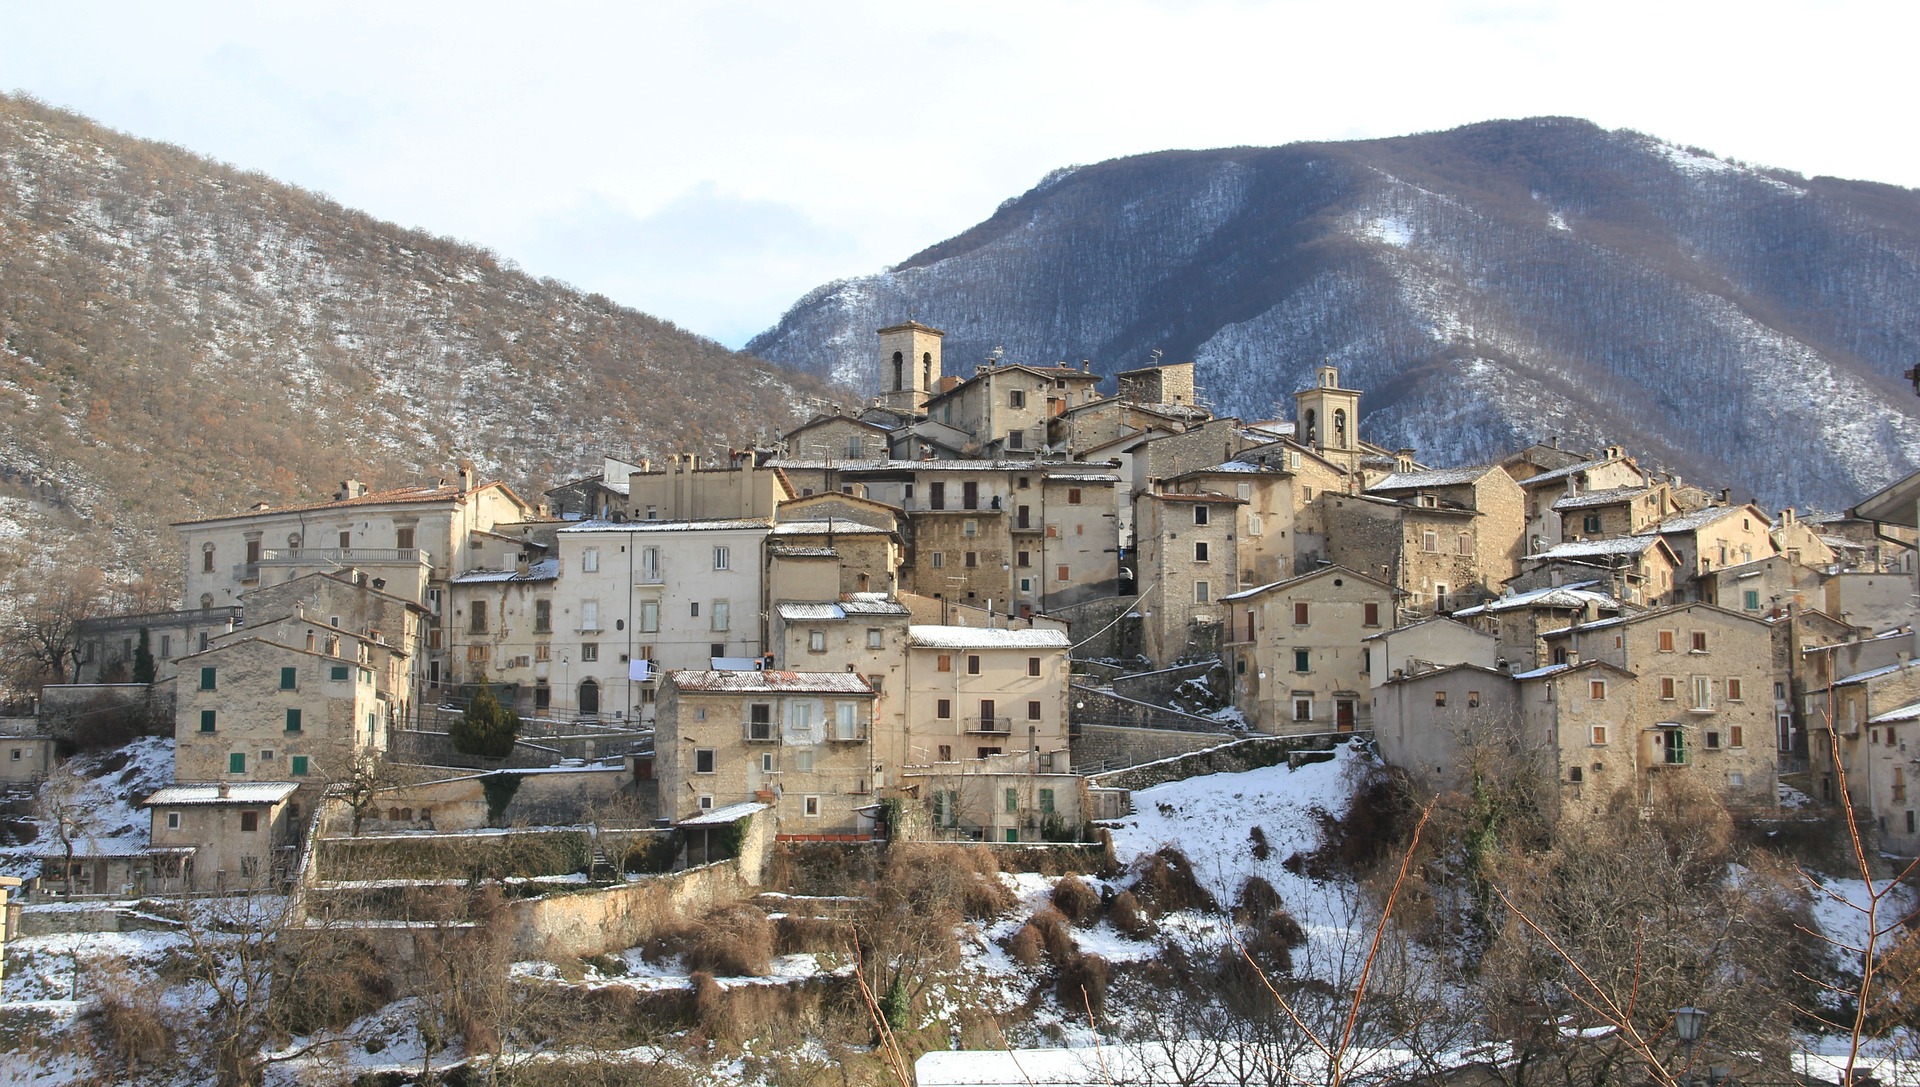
[5,320,1920,1083]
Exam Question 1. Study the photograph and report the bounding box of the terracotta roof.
[175,481,525,526]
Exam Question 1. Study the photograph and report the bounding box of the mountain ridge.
[749,117,1920,509]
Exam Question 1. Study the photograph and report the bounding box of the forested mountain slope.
[751,118,1920,509]
[0,95,827,596]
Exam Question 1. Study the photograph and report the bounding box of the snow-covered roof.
[1538,615,1628,638]
[1643,504,1751,535]
[1368,465,1493,491]
[776,603,845,621]
[763,457,896,471]
[1527,536,1663,561]
[1518,455,1619,487]
[1197,459,1276,474]
[558,518,769,533]
[145,782,300,807]
[1450,582,1617,617]
[1042,473,1120,483]
[449,558,559,584]
[908,625,1071,650]
[667,670,874,694]
[840,595,911,615]
[1870,700,1920,725]
[1221,564,1390,602]
[678,801,770,827]
[1836,659,1920,687]
[776,597,911,622]
[1552,486,1654,511]
[771,520,892,536]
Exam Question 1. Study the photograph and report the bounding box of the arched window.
[199,593,214,612]
[1303,408,1317,445]
[923,352,933,389]
[892,351,904,391]
[1333,409,1347,448]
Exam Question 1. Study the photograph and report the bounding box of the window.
[1435,690,1447,707]
[868,628,884,649]
[1467,690,1481,708]
[1028,700,1042,720]
[1194,505,1210,525]
[641,547,661,582]
[809,630,827,653]
[1363,602,1380,628]
[1589,680,1606,700]
[1294,698,1313,721]
[1005,787,1019,813]
[1729,725,1744,748]
[748,703,773,741]
[1583,513,1602,534]
[534,599,552,633]
[962,482,979,510]
[278,666,298,690]
[1009,389,1026,409]
[1017,550,1031,567]
[962,519,978,538]
[200,667,217,691]
[581,642,599,662]
[711,601,730,632]
[1457,532,1473,556]
[285,708,302,733]
[1194,541,1209,562]
[964,551,978,568]
[1039,788,1056,814]
[1067,488,1082,504]
[166,811,181,830]
[1057,565,1071,582]
[938,745,952,761]
[931,552,945,568]
[640,602,659,633]
[1421,529,1438,553]
[1691,676,1711,710]
[936,699,952,719]
[698,795,713,810]
[1660,677,1676,700]
[159,634,170,659]
[694,749,715,774]
[1591,725,1608,745]
[1743,589,1761,611]
[967,655,981,675]
[291,755,309,776]
[1657,630,1675,652]
[835,703,858,740]
[937,654,952,672]
[1294,602,1310,626]
[229,752,246,774]
[804,796,820,817]
[1294,649,1311,673]
[240,811,259,833]
[929,482,946,510]
[203,545,216,573]
[396,526,415,550]
[582,547,600,573]
[1195,581,1209,603]
[1706,730,1722,749]
[1727,678,1744,701]
[200,710,217,733]
[1028,656,1041,677]
[1247,513,1263,536]
[581,600,600,631]
[1664,729,1686,764]
[1690,630,1708,653]
[713,546,730,570]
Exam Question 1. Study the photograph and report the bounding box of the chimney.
[217,783,230,798]
[337,480,359,501]
[515,551,531,577]
[1395,448,1415,473]
[1081,359,1091,372]
[457,459,476,493]
[1719,487,1731,505]
[1549,435,1560,449]
[1782,507,1796,525]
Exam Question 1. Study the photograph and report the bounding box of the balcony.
[966,716,1013,735]
[261,547,425,566]
[232,563,259,583]
[743,721,777,743]
[827,722,870,743]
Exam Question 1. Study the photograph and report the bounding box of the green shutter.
[228,752,245,774]
[199,710,216,733]
[285,708,302,732]
[280,666,297,689]
[330,665,349,681]
[290,756,308,776]
[200,667,216,690]
[1039,788,1055,814]
[1005,828,1019,843]
[1004,787,1018,813]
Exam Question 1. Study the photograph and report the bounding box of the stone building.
[1323,461,1526,618]
[769,596,914,785]
[1363,617,1500,688]
[1515,535,1681,607]
[143,782,301,893]
[1645,503,1778,595]
[1136,490,1244,665]
[655,670,878,837]
[1220,565,1395,733]
[1372,663,1523,789]
[901,626,1072,768]
[1450,582,1626,671]
[446,558,560,715]
[1502,442,1649,555]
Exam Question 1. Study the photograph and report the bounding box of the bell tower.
[1294,364,1362,473]
[876,321,944,416]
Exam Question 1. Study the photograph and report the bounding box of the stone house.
[0,725,52,784]
[783,412,897,462]
[171,471,537,694]
[1220,565,1395,733]
[173,634,389,816]
[902,626,1072,768]
[73,606,243,685]
[143,782,300,893]
[626,453,790,522]
[1516,535,1681,607]
[1698,555,1822,618]
[899,752,1089,843]
[1643,503,1778,595]
[1782,612,1880,760]
[447,558,560,716]
[1806,656,1920,810]
[770,519,903,599]
[1502,443,1649,555]
[545,455,644,522]
[1551,484,1674,542]
[1821,571,1920,635]
[1162,445,1349,589]
[547,518,772,723]
[1321,465,1523,619]
[1526,602,1781,818]
[1858,698,1920,855]
[1363,617,1500,688]
[655,670,878,838]
[1450,582,1626,671]
[769,596,913,787]
[1137,490,1244,665]
[1372,663,1523,788]
[919,358,1103,458]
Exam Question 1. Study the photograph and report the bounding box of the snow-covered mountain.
[0,95,830,596]
[750,118,1920,509]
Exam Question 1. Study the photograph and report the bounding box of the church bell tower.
[876,321,944,416]
[1294,365,1362,473]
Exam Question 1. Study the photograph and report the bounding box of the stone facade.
[1136,491,1243,665]
[902,626,1072,768]
[1221,566,1394,733]
[144,782,300,893]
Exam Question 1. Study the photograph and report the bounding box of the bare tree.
[1,567,105,691]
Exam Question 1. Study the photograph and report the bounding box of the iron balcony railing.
[966,716,1013,735]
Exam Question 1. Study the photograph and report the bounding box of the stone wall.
[1070,684,1227,733]
[37,683,173,743]
[389,728,568,769]
[1071,722,1239,774]
[1109,661,1225,706]
[1087,732,1361,793]
[507,858,752,959]
[1049,595,1141,661]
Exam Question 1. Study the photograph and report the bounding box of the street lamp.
[1671,1006,1707,1087]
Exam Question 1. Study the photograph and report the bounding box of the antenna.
[1149,348,1163,364]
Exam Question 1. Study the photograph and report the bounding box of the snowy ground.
[0,735,173,881]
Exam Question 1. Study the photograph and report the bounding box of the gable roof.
[1222,564,1396,602]
[1450,582,1620,617]
[175,480,530,527]
[1553,486,1656,511]
[1368,465,1496,492]
[1640,503,1767,536]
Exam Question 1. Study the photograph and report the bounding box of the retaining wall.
[1071,722,1238,774]
[1087,733,1364,793]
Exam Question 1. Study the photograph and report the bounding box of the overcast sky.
[4,1,1915,347]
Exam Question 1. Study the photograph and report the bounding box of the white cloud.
[3,0,1917,345]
